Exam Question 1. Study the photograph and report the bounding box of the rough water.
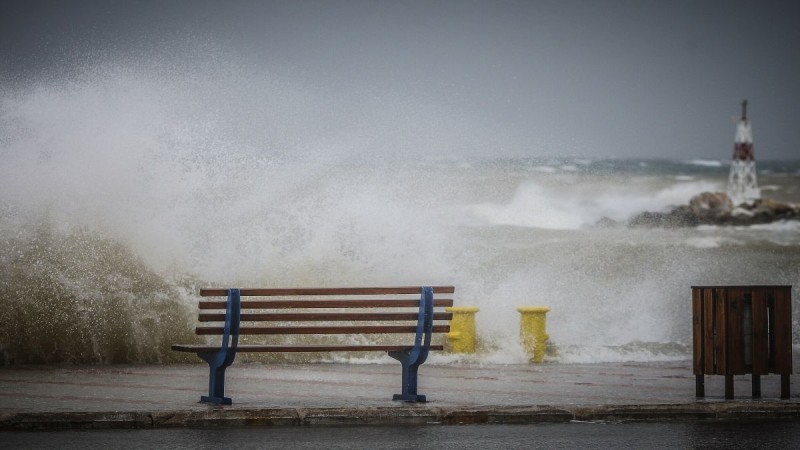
[1,59,798,366]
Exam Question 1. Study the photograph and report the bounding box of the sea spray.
[2,54,799,365]
[0,222,198,364]
[0,57,458,364]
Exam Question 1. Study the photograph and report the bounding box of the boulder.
[627,192,799,228]
[688,192,733,215]
[753,198,795,215]
[628,206,699,228]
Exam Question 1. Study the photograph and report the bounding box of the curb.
[3,402,800,430]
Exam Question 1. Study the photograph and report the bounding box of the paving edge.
[3,402,800,430]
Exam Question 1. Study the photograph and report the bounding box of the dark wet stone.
[628,192,800,228]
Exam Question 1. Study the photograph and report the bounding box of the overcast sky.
[1,0,798,160]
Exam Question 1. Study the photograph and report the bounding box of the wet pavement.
[2,359,799,429]
[8,422,800,449]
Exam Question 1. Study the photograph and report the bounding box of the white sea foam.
[684,159,724,167]
[748,220,800,232]
[684,236,742,248]
[471,180,721,230]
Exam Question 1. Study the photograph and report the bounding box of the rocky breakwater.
[627,192,800,227]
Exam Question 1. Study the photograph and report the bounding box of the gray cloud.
[2,0,798,159]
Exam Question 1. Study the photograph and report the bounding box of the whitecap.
[748,220,800,232]
[686,237,723,248]
[532,165,557,174]
[471,179,723,230]
[684,159,723,167]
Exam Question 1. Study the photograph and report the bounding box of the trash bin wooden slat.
[775,288,793,375]
[702,289,715,372]
[692,288,703,375]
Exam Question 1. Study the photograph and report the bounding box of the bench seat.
[172,344,445,353]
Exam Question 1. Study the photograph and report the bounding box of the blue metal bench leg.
[197,288,240,405]
[390,351,426,402]
[200,358,233,405]
[388,286,434,402]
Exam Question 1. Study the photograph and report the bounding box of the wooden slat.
[773,287,793,375]
[702,289,715,374]
[196,325,451,335]
[714,288,727,375]
[715,288,729,375]
[726,288,745,375]
[692,288,703,374]
[172,344,445,353]
[199,312,454,322]
[199,299,455,309]
[200,286,455,296]
[751,288,769,375]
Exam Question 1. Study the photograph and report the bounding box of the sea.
[1,64,799,366]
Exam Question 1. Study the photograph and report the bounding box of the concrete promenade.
[2,360,799,429]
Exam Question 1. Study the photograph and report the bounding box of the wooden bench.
[172,286,454,405]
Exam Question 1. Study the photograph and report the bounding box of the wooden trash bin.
[692,285,792,399]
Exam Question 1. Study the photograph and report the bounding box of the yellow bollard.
[445,306,479,353]
[517,306,550,363]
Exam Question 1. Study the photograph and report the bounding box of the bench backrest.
[195,287,454,347]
